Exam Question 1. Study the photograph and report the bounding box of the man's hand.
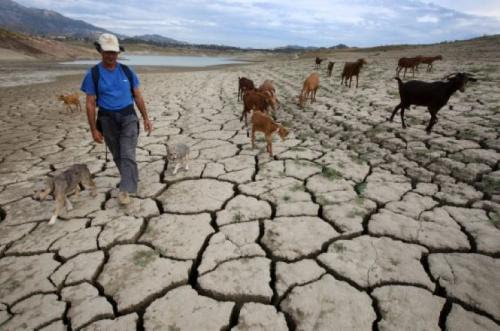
[144,118,153,135]
[92,129,104,143]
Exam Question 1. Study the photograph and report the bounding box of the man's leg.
[99,114,122,171]
[118,114,139,194]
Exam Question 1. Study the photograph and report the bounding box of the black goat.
[327,61,335,77]
[389,73,477,134]
[315,57,325,69]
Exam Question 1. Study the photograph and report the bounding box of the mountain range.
[0,0,111,39]
[0,0,347,51]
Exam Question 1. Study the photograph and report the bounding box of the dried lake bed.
[0,45,499,330]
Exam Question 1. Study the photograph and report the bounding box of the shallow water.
[61,54,246,67]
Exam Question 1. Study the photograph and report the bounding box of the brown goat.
[251,110,289,157]
[241,89,275,131]
[396,56,423,78]
[58,93,81,113]
[298,73,320,108]
[327,61,335,77]
[341,58,367,88]
[419,55,443,72]
[238,77,255,101]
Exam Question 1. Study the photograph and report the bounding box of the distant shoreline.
[0,58,254,89]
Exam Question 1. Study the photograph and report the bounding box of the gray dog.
[34,164,97,225]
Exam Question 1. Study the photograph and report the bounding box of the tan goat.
[258,80,279,110]
[298,73,320,108]
[58,93,82,113]
[258,80,276,96]
[251,110,289,157]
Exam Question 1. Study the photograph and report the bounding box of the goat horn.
[442,73,457,80]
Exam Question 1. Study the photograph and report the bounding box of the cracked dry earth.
[1,53,500,331]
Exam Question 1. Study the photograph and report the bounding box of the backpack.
[91,63,135,104]
[92,63,137,135]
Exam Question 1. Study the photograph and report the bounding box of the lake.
[61,54,247,67]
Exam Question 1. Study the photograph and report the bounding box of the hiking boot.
[118,191,130,205]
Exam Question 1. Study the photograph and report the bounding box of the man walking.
[81,33,153,204]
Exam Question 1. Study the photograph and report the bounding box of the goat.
[251,110,289,157]
[315,57,325,69]
[241,89,275,132]
[419,55,443,72]
[341,58,367,88]
[58,93,81,113]
[396,56,423,78]
[238,77,255,101]
[327,61,335,77]
[258,80,276,96]
[389,73,477,134]
[258,80,279,110]
[298,73,320,108]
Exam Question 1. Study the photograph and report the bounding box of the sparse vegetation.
[355,182,367,195]
[317,196,332,205]
[350,153,368,165]
[133,249,157,267]
[488,212,500,229]
[481,177,500,195]
[347,209,365,218]
[283,194,291,202]
[458,128,477,140]
[489,105,500,114]
[256,136,266,142]
[389,257,400,266]
[333,242,346,253]
[296,132,310,141]
[354,196,365,206]
[321,166,342,180]
[232,211,244,222]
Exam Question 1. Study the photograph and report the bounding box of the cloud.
[12,0,500,48]
[417,15,440,23]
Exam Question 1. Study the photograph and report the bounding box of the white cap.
[98,33,120,52]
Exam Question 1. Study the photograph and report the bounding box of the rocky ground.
[0,51,499,330]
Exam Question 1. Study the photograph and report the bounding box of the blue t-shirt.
[80,63,140,111]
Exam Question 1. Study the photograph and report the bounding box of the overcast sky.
[14,0,500,48]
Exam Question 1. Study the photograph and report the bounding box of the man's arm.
[86,94,103,143]
[133,87,153,134]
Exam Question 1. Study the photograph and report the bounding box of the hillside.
[310,34,500,60]
[0,28,96,61]
[0,0,109,38]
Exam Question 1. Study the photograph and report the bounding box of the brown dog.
[58,93,82,113]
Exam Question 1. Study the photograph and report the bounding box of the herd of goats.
[238,54,478,154]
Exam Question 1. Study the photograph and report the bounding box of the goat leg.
[389,104,401,122]
[266,137,273,157]
[400,107,407,128]
[426,112,438,134]
[251,127,256,149]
